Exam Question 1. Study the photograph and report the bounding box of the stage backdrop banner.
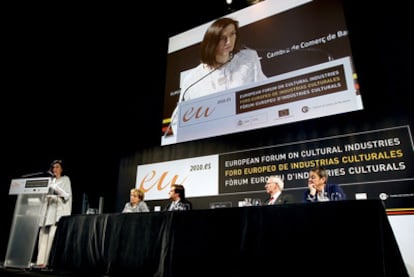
[219,125,414,194]
[138,126,414,204]
[136,154,219,200]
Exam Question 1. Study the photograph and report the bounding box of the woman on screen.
[167,17,267,137]
[179,17,267,101]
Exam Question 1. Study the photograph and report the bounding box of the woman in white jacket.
[35,159,72,268]
[167,17,267,137]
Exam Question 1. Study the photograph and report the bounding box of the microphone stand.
[163,100,180,137]
[21,171,52,178]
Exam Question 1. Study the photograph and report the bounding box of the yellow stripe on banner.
[386,207,414,215]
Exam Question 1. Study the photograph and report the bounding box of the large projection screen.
[161,0,363,146]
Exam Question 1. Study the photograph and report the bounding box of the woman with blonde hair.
[122,188,150,213]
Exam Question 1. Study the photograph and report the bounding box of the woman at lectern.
[34,159,72,269]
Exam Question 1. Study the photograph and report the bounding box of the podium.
[4,177,51,268]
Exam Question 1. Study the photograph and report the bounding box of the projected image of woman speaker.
[166,17,267,137]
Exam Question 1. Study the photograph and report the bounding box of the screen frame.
[161,0,363,146]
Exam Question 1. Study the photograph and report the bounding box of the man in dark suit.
[165,184,192,211]
[264,175,293,205]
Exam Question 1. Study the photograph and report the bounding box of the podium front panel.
[4,193,45,268]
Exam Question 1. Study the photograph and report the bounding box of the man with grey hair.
[264,175,293,205]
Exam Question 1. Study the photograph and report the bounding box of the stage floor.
[0,264,103,277]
